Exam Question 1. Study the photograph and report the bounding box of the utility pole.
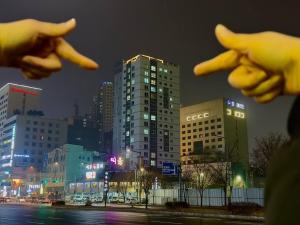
[178,164,182,202]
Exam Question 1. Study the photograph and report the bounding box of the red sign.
[10,87,39,96]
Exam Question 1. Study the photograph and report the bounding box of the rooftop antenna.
[74,100,79,117]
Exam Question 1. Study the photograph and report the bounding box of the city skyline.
[0,0,297,149]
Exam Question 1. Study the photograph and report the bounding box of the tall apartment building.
[91,82,114,153]
[180,98,249,181]
[113,54,180,169]
[0,83,41,127]
[0,115,67,181]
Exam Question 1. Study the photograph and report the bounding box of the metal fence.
[148,188,264,206]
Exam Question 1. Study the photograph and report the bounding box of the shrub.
[165,201,190,209]
[51,200,65,206]
[228,202,263,215]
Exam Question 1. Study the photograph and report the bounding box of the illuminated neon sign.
[226,99,245,110]
[227,108,245,119]
[186,112,209,121]
[86,171,96,179]
[10,87,39,96]
[86,163,104,170]
[109,156,124,166]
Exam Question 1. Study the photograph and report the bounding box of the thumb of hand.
[38,18,76,37]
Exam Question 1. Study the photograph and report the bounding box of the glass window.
[144,113,149,120]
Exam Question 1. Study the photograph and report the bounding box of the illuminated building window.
[151,80,156,85]
[151,66,156,71]
[150,160,156,166]
[150,86,156,92]
[144,78,149,84]
[145,71,149,76]
[151,115,156,121]
[151,73,156,78]
[144,129,149,135]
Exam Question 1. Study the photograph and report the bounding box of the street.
[0,204,261,225]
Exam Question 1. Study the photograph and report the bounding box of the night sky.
[0,0,298,148]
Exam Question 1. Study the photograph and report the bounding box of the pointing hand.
[194,25,300,103]
[0,19,99,79]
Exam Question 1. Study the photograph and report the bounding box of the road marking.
[151,221,182,224]
[27,221,44,225]
[48,217,63,220]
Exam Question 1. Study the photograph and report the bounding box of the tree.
[139,169,157,209]
[116,172,134,203]
[193,163,213,207]
[209,141,239,206]
[251,132,288,178]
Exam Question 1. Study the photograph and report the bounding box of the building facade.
[66,115,100,152]
[113,54,180,169]
[0,83,41,127]
[0,115,68,194]
[180,98,249,183]
[91,82,114,153]
[45,144,93,194]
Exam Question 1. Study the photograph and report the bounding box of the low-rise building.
[45,144,94,195]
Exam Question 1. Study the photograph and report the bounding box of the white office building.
[113,54,180,169]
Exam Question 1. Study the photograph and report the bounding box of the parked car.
[109,196,118,203]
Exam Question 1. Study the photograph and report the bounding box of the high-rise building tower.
[91,82,113,153]
[113,54,180,169]
[0,83,41,127]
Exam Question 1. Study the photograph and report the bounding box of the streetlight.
[126,148,143,202]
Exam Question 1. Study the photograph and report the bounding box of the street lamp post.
[126,148,143,202]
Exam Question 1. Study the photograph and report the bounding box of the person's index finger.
[55,38,99,70]
[194,50,241,76]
